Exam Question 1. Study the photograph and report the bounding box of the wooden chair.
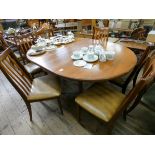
[0,47,63,121]
[0,32,8,49]
[103,19,109,27]
[140,83,155,111]
[130,27,146,40]
[123,52,155,116]
[13,32,42,77]
[27,19,40,28]
[92,27,109,47]
[34,23,54,38]
[110,46,151,93]
[75,55,155,134]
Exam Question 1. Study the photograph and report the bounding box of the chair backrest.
[143,51,155,77]
[103,19,109,27]
[131,27,145,40]
[92,27,109,47]
[27,19,40,28]
[0,47,32,101]
[113,55,155,122]
[13,32,36,64]
[34,26,54,38]
[0,33,9,49]
[35,22,54,37]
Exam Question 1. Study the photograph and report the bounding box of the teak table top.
[27,38,137,81]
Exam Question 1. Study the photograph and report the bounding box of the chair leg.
[126,100,140,114]
[122,86,127,94]
[106,123,114,135]
[126,90,145,114]
[77,104,81,123]
[123,109,127,121]
[57,97,63,115]
[25,102,32,121]
[133,73,139,88]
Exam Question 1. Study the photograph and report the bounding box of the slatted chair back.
[13,32,36,64]
[0,33,9,49]
[92,27,109,47]
[103,19,109,27]
[131,28,145,40]
[112,56,155,123]
[143,50,155,77]
[0,47,32,101]
[34,26,54,38]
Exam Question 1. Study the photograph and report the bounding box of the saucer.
[73,60,87,67]
[83,55,98,62]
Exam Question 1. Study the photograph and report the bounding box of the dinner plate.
[83,55,98,62]
[28,49,46,56]
[73,60,87,67]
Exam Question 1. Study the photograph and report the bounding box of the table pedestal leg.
[78,81,83,93]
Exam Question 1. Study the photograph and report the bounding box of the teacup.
[73,51,82,58]
[87,52,95,60]
[88,45,94,52]
[99,52,106,62]
[105,51,115,60]
[81,47,88,54]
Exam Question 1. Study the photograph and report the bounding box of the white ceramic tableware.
[88,45,94,52]
[99,52,106,62]
[105,51,116,60]
[71,51,83,60]
[73,60,87,67]
[87,52,95,60]
[83,54,98,62]
[81,47,88,54]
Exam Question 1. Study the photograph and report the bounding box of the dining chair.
[110,46,151,94]
[123,52,155,117]
[103,19,109,27]
[0,47,63,121]
[92,27,109,47]
[0,32,8,49]
[13,32,43,77]
[34,24,54,39]
[75,56,155,134]
[130,27,146,40]
[140,83,155,111]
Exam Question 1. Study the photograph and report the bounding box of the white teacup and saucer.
[83,52,98,62]
[71,51,83,60]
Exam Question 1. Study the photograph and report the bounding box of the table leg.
[78,81,83,93]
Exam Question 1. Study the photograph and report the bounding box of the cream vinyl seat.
[76,82,125,122]
[27,75,61,101]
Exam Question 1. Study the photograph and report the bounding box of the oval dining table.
[27,38,137,92]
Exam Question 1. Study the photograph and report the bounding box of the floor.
[0,70,155,135]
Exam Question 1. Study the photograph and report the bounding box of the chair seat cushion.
[24,62,41,74]
[75,82,125,122]
[27,75,61,101]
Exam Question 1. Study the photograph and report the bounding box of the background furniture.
[92,27,109,47]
